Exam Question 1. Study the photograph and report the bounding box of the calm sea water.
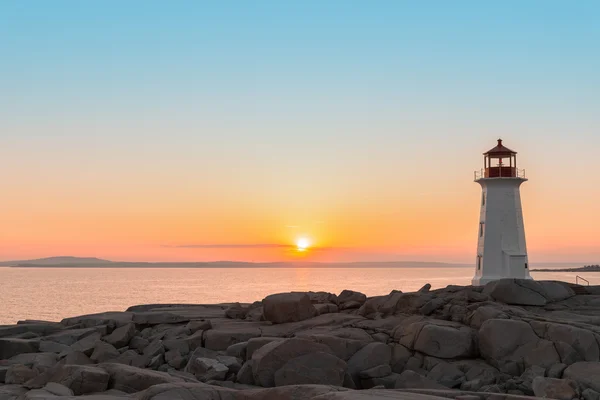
[1,267,598,325]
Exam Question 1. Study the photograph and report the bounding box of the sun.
[296,238,310,252]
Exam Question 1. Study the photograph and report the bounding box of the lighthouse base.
[472,275,533,286]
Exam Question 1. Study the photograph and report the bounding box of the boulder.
[427,362,465,388]
[534,322,600,362]
[583,389,600,400]
[38,341,70,354]
[251,338,333,387]
[90,340,120,363]
[63,351,93,365]
[347,342,391,386]
[226,342,247,360]
[532,377,579,400]
[338,290,367,309]
[0,338,39,359]
[262,292,317,324]
[43,382,74,396]
[478,319,538,360]
[100,362,184,393]
[274,352,347,386]
[47,364,110,395]
[129,336,150,352]
[163,331,203,355]
[246,337,284,360]
[315,303,339,315]
[43,327,106,346]
[185,357,229,381]
[483,279,575,306]
[390,344,412,373]
[359,364,391,379]
[132,312,190,325]
[215,355,242,374]
[294,333,368,361]
[60,311,133,328]
[69,332,102,355]
[7,352,57,370]
[393,370,447,389]
[362,372,402,389]
[165,350,187,370]
[103,322,136,348]
[413,323,476,359]
[204,327,261,351]
[564,362,600,392]
[236,361,255,385]
[224,303,247,319]
[5,364,37,384]
[186,319,212,333]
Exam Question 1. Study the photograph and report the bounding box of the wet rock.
[262,292,317,324]
[274,351,347,386]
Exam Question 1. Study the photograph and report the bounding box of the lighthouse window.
[479,222,484,237]
[525,263,528,269]
[482,193,485,206]
[477,256,482,270]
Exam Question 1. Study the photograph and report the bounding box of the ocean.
[1,266,598,325]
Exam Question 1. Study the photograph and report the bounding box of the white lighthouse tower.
[472,139,531,286]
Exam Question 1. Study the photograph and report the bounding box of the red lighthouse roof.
[484,139,516,157]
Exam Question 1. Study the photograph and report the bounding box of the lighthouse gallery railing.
[474,168,526,180]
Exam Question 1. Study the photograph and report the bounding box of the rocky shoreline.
[1,279,600,400]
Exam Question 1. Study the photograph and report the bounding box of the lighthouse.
[472,139,531,286]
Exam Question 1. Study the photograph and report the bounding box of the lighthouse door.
[508,255,528,278]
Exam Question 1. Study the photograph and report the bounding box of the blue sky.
[1,1,599,262]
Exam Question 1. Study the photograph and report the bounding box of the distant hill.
[0,256,111,267]
[0,256,471,268]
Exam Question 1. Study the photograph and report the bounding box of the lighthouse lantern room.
[472,139,531,286]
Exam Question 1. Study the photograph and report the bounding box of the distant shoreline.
[532,265,600,273]
[2,262,473,269]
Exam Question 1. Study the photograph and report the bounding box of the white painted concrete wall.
[472,177,531,286]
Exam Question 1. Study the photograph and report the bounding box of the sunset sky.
[1,1,599,263]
